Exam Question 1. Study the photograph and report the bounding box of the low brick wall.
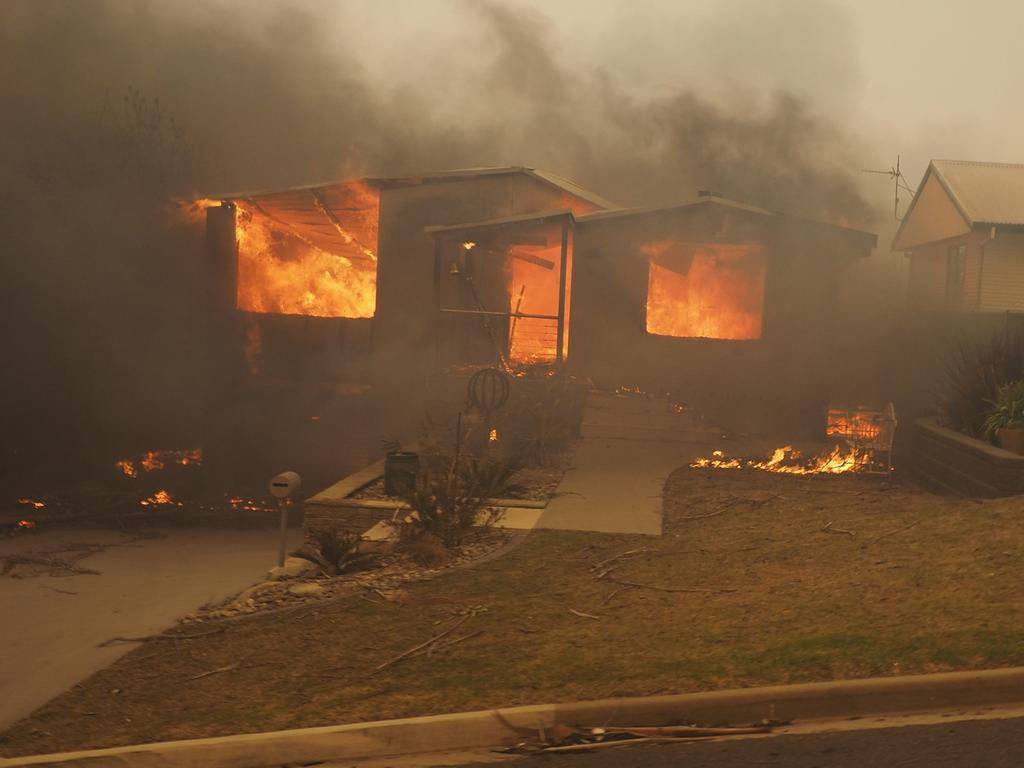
[303,455,547,535]
[305,498,409,535]
[912,417,1024,497]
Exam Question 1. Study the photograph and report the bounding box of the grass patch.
[5,468,1024,755]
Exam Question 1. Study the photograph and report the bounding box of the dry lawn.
[4,467,1024,756]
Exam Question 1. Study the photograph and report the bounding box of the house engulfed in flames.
[195,168,875,436]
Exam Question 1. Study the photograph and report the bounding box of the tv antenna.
[862,154,914,221]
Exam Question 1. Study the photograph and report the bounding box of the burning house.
[200,167,613,381]
[199,168,876,439]
[427,191,877,435]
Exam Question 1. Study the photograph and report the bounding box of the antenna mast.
[862,155,914,221]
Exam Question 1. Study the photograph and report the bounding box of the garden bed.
[912,417,1024,497]
[304,457,565,535]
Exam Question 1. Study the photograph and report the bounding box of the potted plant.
[983,380,1024,454]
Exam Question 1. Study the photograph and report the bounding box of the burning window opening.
[234,201,377,318]
[437,217,572,371]
[186,179,379,320]
[644,241,766,341]
[116,448,202,478]
[508,237,570,366]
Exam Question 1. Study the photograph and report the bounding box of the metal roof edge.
[522,169,619,210]
[424,209,575,236]
[576,196,774,224]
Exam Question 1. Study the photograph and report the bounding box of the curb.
[5,666,1024,767]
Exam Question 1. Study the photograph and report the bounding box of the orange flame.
[826,410,883,441]
[18,498,45,509]
[644,242,765,340]
[17,520,36,529]
[183,181,379,319]
[692,445,871,475]
[140,489,175,506]
[507,227,570,365]
[117,449,202,478]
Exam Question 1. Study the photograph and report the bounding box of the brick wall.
[912,418,1024,497]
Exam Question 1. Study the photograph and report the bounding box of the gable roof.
[576,194,877,249]
[893,159,1024,250]
[202,167,616,210]
[370,166,618,211]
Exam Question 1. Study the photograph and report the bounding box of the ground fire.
[644,241,765,340]
[116,449,202,478]
[692,445,872,474]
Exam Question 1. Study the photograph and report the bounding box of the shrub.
[399,454,514,548]
[293,528,377,576]
[941,330,1024,438]
[501,377,585,466]
[983,380,1024,439]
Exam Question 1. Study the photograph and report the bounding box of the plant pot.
[996,427,1024,455]
[384,451,419,497]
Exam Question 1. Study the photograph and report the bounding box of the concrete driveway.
[0,526,300,730]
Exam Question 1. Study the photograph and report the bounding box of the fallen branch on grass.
[598,588,622,608]
[821,521,855,539]
[678,494,781,521]
[188,662,239,681]
[868,520,920,543]
[40,585,78,595]
[569,608,601,620]
[602,575,737,594]
[369,615,470,675]
[97,628,225,647]
[589,548,648,573]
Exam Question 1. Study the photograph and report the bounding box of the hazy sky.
[329,0,1021,199]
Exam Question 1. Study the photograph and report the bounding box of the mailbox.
[269,471,301,499]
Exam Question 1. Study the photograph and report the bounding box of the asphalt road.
[453,716,1024,768]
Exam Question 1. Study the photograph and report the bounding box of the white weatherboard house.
[894,160,1024,312]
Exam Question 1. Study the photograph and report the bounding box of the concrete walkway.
[0,527,301,730]
[535,438,707,535]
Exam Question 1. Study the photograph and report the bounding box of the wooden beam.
[556,219,570,366]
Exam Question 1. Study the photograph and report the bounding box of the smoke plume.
[0,0,878,485]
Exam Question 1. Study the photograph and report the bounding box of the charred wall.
[570,205,871,437]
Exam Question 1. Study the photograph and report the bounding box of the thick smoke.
[0,0,879,487]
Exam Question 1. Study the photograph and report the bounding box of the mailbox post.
[269,471,301,567]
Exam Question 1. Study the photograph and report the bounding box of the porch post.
[556,218,570,367]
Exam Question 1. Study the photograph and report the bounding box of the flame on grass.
[692,445,871,474]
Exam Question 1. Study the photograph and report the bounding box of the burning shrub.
[941,331,1024,438]
[292,529,377,576]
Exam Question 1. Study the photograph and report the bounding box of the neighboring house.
[893,160,1024,312]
